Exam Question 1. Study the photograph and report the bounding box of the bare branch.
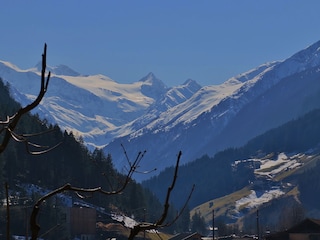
[121,143,131,166]
[91,158,116,191]
[29,149,142,239]
[121,144,157,174]
[128,151,195,240]
[164,184,195,227]
[0,116,11,124]
[133,168,157,174]
[8,127,62,155]
[29,148,192,239]
[0,44,62,155]
[156,151,182,225]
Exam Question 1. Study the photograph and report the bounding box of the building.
[266,218,320,240]
[69,207,97,240]
[169,232,203,240]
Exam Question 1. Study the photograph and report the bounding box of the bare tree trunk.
[5,182,10,240]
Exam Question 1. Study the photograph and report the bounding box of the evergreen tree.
[0,77,167,237]
[175,205,191,232]
[191,211,207,235]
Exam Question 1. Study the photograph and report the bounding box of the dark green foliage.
[0,78,177,236]
[175,205,191,232]
[243,108,320,154]
[143,152,255,209]
[297,160,320,209]
[144,107,320,209]
[191,211,207,235]
[0,81,21,119]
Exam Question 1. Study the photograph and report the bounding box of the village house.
[169,232,203,240]
[265,218,320,240]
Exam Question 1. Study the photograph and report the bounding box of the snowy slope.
[2,40,320,181]
[207,55,320,155]
[230,152,313,219]
[0,61,199,149]
[190,151,315,224]
[104,62,280,176]
[105,40,320,179]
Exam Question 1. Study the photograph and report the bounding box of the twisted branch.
[128,151,195,240]
[0,44,61,154]
[30,149,141,240]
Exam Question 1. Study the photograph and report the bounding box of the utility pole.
[212,209,215,240]
[144,208,146,240]
[25,207,29,240]
[256,209,260,240]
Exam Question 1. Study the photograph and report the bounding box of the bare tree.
[0,44,193,240]
[29,150,194,240]
[0,44,62,240]
[29,149,145,239]
[0,43,60,155]
[128,151,195,240]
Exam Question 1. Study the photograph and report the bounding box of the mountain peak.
[52,64,81,77]
[139,72,159,84]
[138,72,167,99]
[34,62,80,76]
[183,78,201,88]
[288,40,320,67]
[146,72,155,79]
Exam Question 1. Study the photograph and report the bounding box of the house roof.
[169,232,202,240]
[287,218,320,233]
[265,218,320,240]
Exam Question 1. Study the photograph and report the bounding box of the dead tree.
[30,149,146,240]
[0,44,194,240]
[128,151,195,240]
[0,44,63,240]
[0,43,60,155]
[30,150,194,240]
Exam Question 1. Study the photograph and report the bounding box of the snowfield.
[232,152,311,213]
[254,152,304,178]
[235,189,284,211]
[111,213,138,229]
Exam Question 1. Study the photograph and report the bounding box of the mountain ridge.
[0,61,201,149]
[105,40,320,179]
[143,107,320,229]
[2,40,320,180]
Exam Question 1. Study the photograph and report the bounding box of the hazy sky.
[1,1,320,87]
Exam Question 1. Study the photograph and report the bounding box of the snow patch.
[235,189,284,210]
[255,152,303,177]
[111,213,138,229]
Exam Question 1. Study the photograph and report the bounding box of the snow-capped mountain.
[105,40,320,180]
[1,40,320,181]
[0,61,200,150]
[34,61,81,76]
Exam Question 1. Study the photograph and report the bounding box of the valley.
[2,40,320,236]
[191,151,320,225]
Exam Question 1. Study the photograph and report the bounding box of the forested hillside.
[143,107,320,210]
[0,78,188,237]
[1,78,131,206]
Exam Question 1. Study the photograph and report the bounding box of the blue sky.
[1,1,320,87]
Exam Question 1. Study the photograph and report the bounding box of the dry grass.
[190,187,252,222]
[275,154,320,181]
[190,153,320,226]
